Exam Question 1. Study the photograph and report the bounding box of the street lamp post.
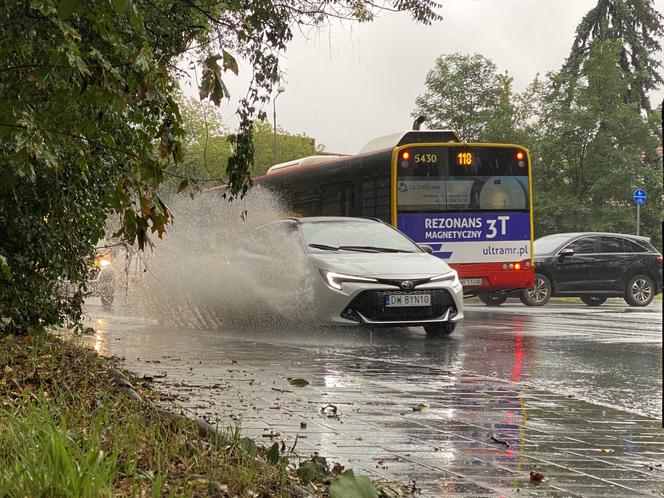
[272,85,285,165]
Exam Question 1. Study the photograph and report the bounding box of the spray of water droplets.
[113,186,316,330]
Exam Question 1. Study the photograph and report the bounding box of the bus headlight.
[320,270,377,290]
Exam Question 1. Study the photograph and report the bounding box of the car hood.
[308,252,453,279]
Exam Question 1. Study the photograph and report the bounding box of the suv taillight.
[657,255,663,264]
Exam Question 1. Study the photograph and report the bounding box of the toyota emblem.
[400,280,414,291]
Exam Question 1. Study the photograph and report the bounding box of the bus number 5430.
[414,154,437,163]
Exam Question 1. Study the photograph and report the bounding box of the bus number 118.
[456,152,473,166]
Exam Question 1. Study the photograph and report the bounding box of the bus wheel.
[424,322,456,337]
[520,273,551,306]
[478,293,508,306]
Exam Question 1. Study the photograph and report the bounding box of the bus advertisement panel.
[393,144,534,292]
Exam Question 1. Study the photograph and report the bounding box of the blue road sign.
[633,188,647,205]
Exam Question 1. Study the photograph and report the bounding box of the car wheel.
[580,296,607,307]
[624,274,655,307]
[424,322,456,337]
[478,293,508,306]
[519,273,551,306]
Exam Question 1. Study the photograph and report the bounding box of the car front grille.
[343,289,457,323]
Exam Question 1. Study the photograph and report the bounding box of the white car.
[241,217,463,336]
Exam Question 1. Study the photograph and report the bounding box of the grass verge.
[0,332,311,497]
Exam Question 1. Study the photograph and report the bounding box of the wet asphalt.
[86,298,663,497]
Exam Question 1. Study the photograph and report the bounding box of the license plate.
[460,278,484,287]
[384,294,431,307]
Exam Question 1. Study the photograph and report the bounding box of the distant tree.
[177,96,232,186]
[168,102,320,188]
[531,0,664,248]
[533,39,662,247]
[557,0,664,112]
[482,72,543,146]
[413,54,502,141]
[413,54,538,145]
[252,121,322,177]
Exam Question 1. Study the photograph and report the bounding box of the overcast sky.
[180,0,664,154]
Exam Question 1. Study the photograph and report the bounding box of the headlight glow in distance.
[95,254,111,268]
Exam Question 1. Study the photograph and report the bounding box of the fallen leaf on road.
[287,377,309,387]
[297,456,329,483]
[331,462,345,477]
[530,471,544,482]
[320,404,339,418]
[490,435,510,447]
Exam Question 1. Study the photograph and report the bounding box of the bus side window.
[360,177,390,222]
[321,182,353,216]
[293,190,320,216]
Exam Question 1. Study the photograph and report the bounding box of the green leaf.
[172,141,184,163]
[241,437,257,457]
[296,457,329,483]
[222,50,239,76]
[57,0,79,20]
[176,179,188,194]
[267,442,279,465]
[287,377,309,387]
[329,470,378,498]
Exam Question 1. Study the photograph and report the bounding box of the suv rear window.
[601,236,624,253]
[623,238,649,253]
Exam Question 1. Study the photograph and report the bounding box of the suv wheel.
[580,296,606,307]
[478,293,508,306]
[625,275,655,307]
[424,322,456,337]
[520,273,551,306]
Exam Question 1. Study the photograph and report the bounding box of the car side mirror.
[559,248,574,259]
[419,244,434,254]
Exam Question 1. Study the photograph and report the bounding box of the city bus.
[252,129,534,304]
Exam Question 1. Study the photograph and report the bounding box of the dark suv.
[521,232,662,307]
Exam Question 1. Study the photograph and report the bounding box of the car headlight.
[94,253,112,268]
[320,270,377,290]
[430,270,459,286]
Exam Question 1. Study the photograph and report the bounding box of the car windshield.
[301,221,420,253]
[534,234,574,254]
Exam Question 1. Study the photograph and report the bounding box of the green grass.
[0,402,119,497]
[0,333,291,497]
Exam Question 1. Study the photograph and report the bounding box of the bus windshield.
[397,145,529,213]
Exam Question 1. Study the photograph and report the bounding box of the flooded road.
[87,298,663,497]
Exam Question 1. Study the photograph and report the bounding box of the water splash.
[118,187,316,330]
